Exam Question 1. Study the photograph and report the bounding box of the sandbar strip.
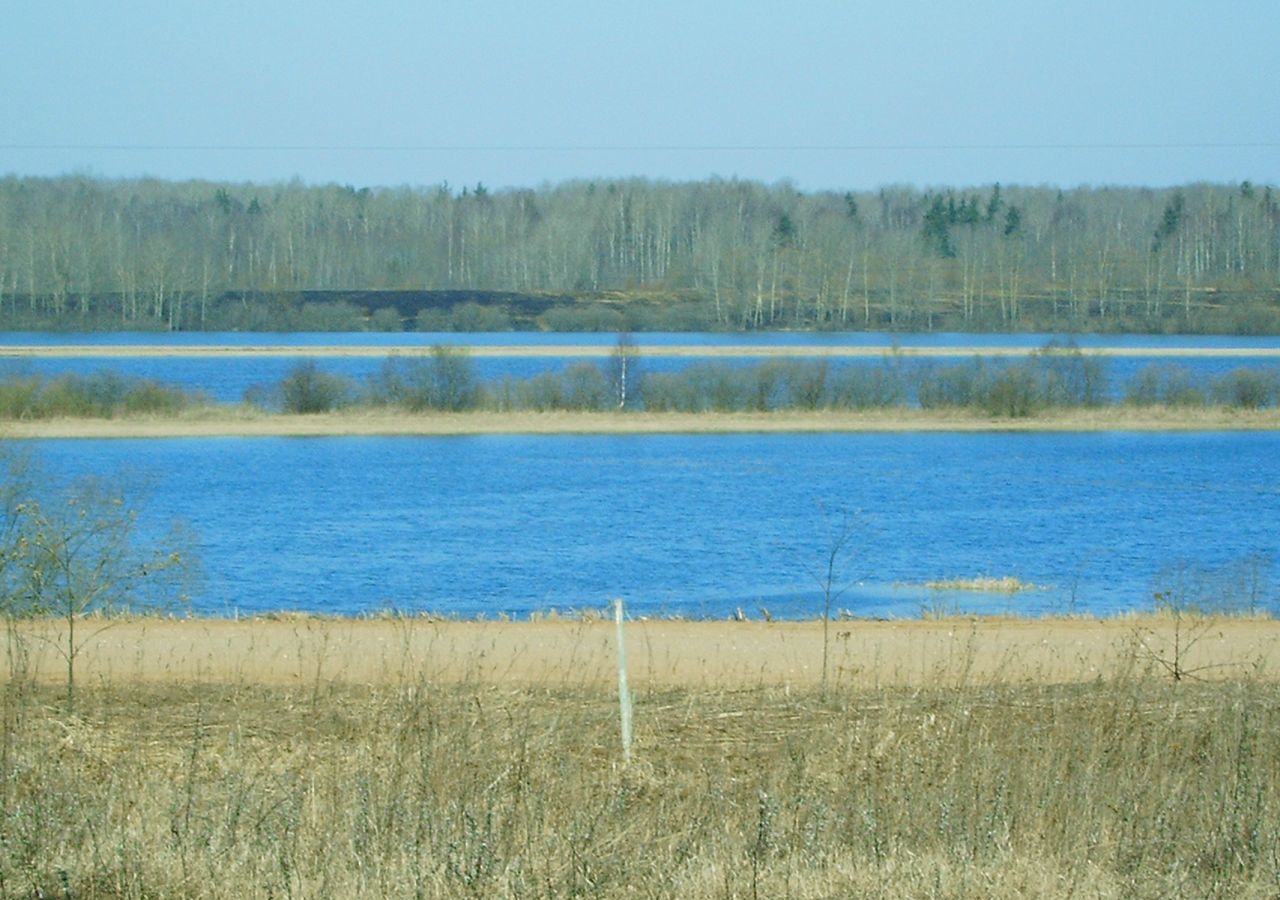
[4,407,1280,439]
[3,343,1279,359]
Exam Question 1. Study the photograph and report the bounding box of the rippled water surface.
[31,431,1280,619]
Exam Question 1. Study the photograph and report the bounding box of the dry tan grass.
[5,405,1280,438]
[6,615,1280,690]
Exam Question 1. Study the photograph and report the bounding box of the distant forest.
[1,175,1277,333]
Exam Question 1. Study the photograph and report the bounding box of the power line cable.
[2,142,1278,153]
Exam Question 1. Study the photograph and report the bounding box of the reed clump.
[3,656,1279,897]
[923,575,1040,593]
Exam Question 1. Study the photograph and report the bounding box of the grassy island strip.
[3,340,1280,436]
[5,614,1280,896]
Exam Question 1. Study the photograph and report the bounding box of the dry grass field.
[7,615,1280,690]
[4,615,1280,898]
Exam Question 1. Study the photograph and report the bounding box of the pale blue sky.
[2,0,1276,191]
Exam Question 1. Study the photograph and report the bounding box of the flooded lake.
[30,431,1280,620]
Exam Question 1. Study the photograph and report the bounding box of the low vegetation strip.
[5,342,1280,358]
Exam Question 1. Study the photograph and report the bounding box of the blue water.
[29,432,1280,620]
[3,331,1277,403]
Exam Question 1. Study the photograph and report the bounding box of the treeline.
[1,174,1278,333]
[6,348,1271,420]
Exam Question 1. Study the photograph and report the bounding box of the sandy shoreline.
[7,616,1277,689]
[3,342,1280,359]
[4,406,1280,438]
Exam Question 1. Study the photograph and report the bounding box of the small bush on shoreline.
[0,371,202,419]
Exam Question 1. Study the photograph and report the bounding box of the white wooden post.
[614,598,633,764]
